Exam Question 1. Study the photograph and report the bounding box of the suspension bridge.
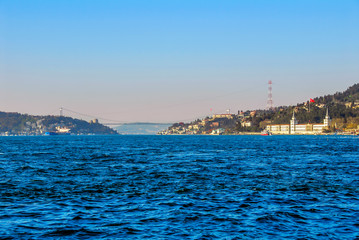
[54,107,177,126]
[57,107,128,126]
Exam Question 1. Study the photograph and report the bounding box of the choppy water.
[0,135,358,239]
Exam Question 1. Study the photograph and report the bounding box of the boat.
[44,126,71,136]
[44,131,58,136]
[261,130,272,136]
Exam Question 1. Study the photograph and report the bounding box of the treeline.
[314,83,359,104]
[0,112,34,132]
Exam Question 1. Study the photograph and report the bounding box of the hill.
[0,112,118,135]
[161,83,359,134]
[267,83,359,127]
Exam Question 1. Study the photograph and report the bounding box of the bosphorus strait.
[0,135,358,239]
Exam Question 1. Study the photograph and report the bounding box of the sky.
[0,0,358,123]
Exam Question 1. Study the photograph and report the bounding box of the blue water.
[0,135,358,239]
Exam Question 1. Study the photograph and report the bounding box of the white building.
[241,121,252,127]
[266,109,331,134]
[212,114,234,119]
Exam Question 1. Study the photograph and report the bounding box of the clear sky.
[0,0,358,123]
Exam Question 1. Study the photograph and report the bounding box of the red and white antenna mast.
[266,80,273,110]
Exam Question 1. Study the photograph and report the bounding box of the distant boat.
[44,132,57,136]
[44,131,71,136]
[261,130,272,136]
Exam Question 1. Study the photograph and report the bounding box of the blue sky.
[0,0,358,122]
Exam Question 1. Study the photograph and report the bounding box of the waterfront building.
[266,109,331,134]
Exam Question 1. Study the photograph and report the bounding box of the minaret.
[323,107,331,128]
[290,110,298,134]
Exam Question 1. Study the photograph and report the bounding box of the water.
[0,135,358,239]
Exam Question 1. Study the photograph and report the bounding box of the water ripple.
[0,135,358,239]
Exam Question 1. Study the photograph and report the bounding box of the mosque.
[266,108,331,134]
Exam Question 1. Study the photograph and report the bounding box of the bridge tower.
[266,80,273,110]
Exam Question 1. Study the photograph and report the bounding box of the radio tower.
[60,107,63,117]
[266,80,273,110]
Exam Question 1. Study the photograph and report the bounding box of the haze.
[1,0,358,123]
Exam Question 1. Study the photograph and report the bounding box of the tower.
[267,80,273,110]
[290,110,298,134]
[324,107,331,127]
[60,107,63,117]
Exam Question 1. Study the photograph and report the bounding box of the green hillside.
[267,83,359,127]
[0,112,118,135]
[163,83,359,134]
